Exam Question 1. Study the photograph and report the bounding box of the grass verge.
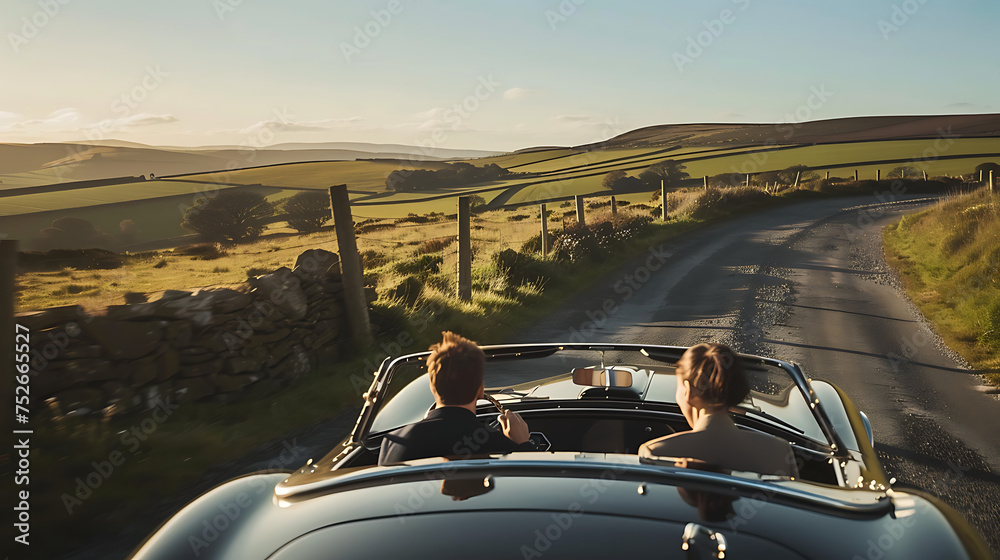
[883,187,1000,385]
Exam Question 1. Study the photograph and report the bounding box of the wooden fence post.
[923,170,927,181]
[1,240,16,422]
[745,174,750,188]
[610,196,617,218]
[540,203,549,258]
[826,171,830,180]
[328,185,373,348]
[794,171,801,188]
[575,195,586,226]
[457,196,472,302]
[855,169,859,182]
[877,169,881,181]
[660,180,667,221]
[703,176,708,190]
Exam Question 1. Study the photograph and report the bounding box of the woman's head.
[675,343,750,417]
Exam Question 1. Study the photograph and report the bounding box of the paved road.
[513,194,1000,555]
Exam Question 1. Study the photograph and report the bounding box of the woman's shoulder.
[639,430,712,458]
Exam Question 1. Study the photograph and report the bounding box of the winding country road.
[513,194,1000,555]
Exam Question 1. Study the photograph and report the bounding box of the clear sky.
[1,0,997,151]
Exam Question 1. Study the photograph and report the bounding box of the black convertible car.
[129,343,990,559]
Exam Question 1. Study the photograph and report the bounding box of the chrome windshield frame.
[349,343,852,459]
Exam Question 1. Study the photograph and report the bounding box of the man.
[378,331,532,465]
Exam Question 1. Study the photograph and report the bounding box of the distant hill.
[0,141,502,188]
[576,114,1000,150]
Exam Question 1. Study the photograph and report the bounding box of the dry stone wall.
[17,248,353,417]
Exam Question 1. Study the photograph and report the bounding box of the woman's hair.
[677,343,750,408]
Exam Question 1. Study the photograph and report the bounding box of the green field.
[2,137,998,245]
[0,180,242,216]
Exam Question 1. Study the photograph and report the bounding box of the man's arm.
[498,410,530,444]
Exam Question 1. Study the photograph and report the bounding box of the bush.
[393,254,443,276]
[30,217,114,251]
[493,248,553,286]
[361,250,387,268]
[384,275,424,307]
[282,191,331,233]
[416,237,454,255]
[181,190,274,242]
[978,301,1000,351]
[172,243,226,260]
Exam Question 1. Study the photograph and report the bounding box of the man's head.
[427,331,485,406]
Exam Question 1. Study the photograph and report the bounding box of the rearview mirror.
[572,367,633,388]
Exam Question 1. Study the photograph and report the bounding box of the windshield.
[367,345,828,446]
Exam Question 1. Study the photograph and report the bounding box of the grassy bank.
[883,187,1000,384]
[31,179,956,558]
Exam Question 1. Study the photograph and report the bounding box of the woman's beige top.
[639,413,799,477]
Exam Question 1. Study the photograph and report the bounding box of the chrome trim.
[275,459,890,515]
[859,410,875,449]
[355,344,850,457]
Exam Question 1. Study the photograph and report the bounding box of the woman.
[639,343,799,477]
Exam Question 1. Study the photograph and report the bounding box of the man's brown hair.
[427,331,485,405]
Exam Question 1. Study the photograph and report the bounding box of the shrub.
[384,275,424,307]
[361,250,388,268]
[181,190,274,242]
[493,248,553,286]
[282,191,331,233]
[152,259,168,269]
[393,254,443,276]
[172,243,226,260]
[416,237,454,255]
[31,217,114,251]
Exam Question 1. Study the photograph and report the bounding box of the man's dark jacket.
[378,407,530,465]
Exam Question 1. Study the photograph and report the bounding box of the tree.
[638,160,689,187]
[778,165,816,184]
[181,190,274,242]
[602,170,627,190]
[282,191,331,233]
[30,217,113,251]
[887,166,921,179]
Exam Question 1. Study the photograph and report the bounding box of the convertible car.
[129,343,990,559]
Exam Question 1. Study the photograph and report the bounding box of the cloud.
[719,112,747,120]
[238,116,363,135]
[503,88,533,100]
[4,107,82,131]
[946,102,984,111]
[0,111,22,121]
